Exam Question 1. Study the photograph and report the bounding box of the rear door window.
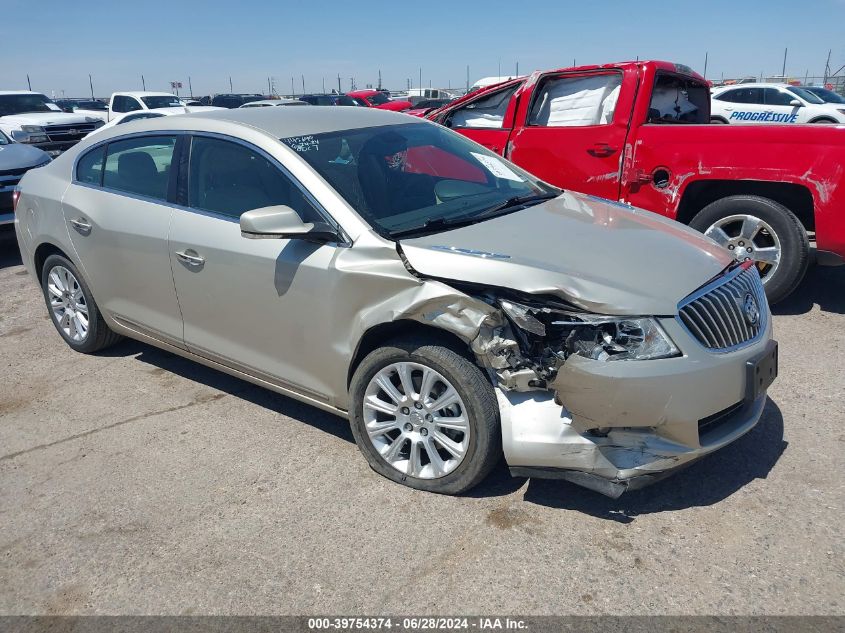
[76,145,107,185]
[528,73,622,126]
[102,135,177,200]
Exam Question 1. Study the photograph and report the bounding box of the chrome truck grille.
[45,122,99,143]
[677,263,768,351]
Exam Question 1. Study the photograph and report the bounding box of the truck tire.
[690,195,809,304]
[349,337,501,495]
[40,254,123,353]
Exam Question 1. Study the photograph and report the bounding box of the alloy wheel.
[362,362,470,479]
[46,265,90,343]
[704,214,781,284]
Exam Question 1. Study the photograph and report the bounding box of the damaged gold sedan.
[14,107,777,496]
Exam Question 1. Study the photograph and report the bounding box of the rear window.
[647,73,710,123]
[76,145,106,185]
[102,136,177,201]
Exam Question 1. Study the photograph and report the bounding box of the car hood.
[0,143,50,170]
[0,112,100,127]
[399,192,733,316]
[377,100,413,111]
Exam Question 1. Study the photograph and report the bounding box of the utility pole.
[291,76,295,96]
[89,74,94,99]
[268,77,272,95]
[188,76,193,98]
[703,52,708,79]
[229,76,233,92]
[782,48,788,78]
[378,69,382,90]
[141,75,146,90]
[322,77,325,93]
[824,49,832,82]
[27,74,31,90]
[337,74,342,94]
[419,67,422,92]
[301,75,305,93]
[516,61,519,76]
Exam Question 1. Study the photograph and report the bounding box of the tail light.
[12,186,20,212]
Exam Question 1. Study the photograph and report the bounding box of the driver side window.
[187,136,323,223]
[446,85,518,129]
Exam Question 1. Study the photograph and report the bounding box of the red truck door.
[505,67,638,200]
[622,71,713,217]
[438,81,522,155]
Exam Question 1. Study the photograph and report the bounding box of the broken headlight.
[553,315,679,361]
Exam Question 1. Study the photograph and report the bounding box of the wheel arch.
[347,319,476,389]
[676,179,815,232]
[34,241,73,278]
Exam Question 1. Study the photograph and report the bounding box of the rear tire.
[810,117,837,124]
[349,337,501,494]
[40,254,122,353]
[690,195,809,304]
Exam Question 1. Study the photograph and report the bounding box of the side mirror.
[240,205,339,242]
[789,99,803,107]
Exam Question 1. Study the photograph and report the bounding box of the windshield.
[806,87,845,104]
[367,92,391,106]
[0,93,59,116]
[281,122,557,238]
[786,87,825,104]
[79,101,108,110]
[140,95,183,109]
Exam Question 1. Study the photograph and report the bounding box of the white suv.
[711,83,845,124]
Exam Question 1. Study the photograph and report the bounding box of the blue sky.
[3,0,844,98]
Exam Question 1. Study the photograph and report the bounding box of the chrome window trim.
[675,262,768,354]
[71,129,351,247]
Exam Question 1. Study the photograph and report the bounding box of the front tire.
[349,337,501,494]
[690,195,809,304]
[40,254,122,353]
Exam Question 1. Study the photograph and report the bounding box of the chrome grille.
[45,122,99,143]
[677,264,767,351]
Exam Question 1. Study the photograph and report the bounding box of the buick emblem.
[742,293,760,326]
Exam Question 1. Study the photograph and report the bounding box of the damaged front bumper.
[497,318,776,498]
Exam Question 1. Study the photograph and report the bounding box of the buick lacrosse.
[13,107,777,496]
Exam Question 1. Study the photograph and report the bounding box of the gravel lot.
[0,227,842,616]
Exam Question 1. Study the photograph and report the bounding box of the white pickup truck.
[0,91,104,157]
[106,92,221,121]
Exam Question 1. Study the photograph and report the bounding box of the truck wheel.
[690,195,809,304]
[349,337,501,495]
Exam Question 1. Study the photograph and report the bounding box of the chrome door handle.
[175,250,205,266]
[69,217,92,233]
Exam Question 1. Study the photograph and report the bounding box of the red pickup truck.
[428,61,845,302]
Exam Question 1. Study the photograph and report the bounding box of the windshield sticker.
[470,152,523,182]
[284,135,319,152]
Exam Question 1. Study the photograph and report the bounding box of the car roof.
[91,104,419,140]
[115,92,178,98]
[0,90,46,96]
[713,83,796,91]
